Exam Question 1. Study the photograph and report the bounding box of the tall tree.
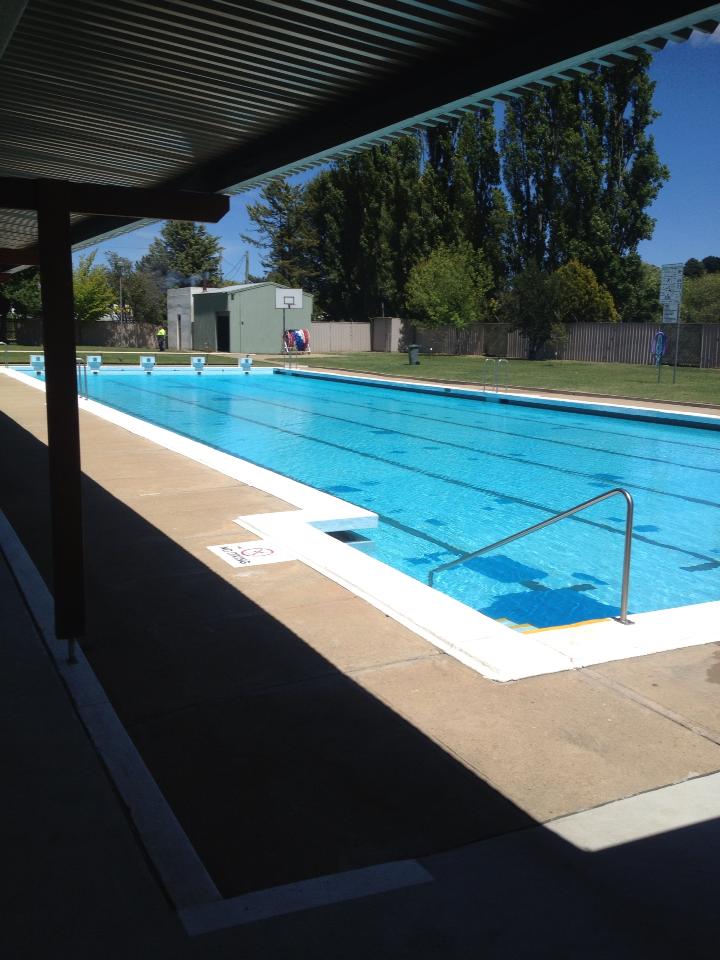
[500,90,560,272]
[73,253,114,334]
[104,252,133,318]
[420,111,508,287]
[243,179,317,288]
[138,221,223,288]
[501,54,669,319]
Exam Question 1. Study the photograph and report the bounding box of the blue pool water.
[50,368,720,627]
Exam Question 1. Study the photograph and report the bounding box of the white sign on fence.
[207,540,295,568]
[659,263,684,314]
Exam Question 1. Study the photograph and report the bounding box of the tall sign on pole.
[659,263,684,384]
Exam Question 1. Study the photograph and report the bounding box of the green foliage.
[623,261,662,325]
[243,59,667,326]
[0,268,42,318]
[500,53,668,319]
[684,257,705,278]
[406,242,493,329]
[73,253,115,329]
[682,273,720,324]
[499,263,558,358]
[550,260,618,324]
[703,256,720,274]
[418,111,507,289]
[103,251,167,325]
[243,179,317,289]
[124,270,166,325]
[138,221,223,288]
[501,260,617,358]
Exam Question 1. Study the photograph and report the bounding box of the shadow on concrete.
[0,411,534,897]
[3,409,720,959]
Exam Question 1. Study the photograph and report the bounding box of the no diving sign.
[208,540,295,569]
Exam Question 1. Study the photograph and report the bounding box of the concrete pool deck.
[2,370,720,955]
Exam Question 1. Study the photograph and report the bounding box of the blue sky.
[79,27,720,275]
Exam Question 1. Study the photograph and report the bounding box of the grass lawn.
[294,353,720,406]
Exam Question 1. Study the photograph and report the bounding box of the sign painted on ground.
[207,540,295,568]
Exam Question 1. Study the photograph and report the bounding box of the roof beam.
[0,178,229,222]
[0,246,40,265]
[0,0,29,61]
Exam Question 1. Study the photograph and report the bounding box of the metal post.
[37,179,85,654]
[672,306,681,384]
[1,340,6,366]
[618,492,634,625]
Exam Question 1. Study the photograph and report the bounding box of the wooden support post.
[37,179,84,653]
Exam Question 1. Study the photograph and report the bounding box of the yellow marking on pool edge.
[524,617,611,634]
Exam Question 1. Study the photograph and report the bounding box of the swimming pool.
[28,367,720,629]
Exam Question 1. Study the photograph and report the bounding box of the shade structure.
[1,1,719,259]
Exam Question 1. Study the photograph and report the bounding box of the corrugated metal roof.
[1,1,718,254]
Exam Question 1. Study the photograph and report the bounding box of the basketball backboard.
[275,288,303,309]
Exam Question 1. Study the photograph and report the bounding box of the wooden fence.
[311,321,371,353]
[14,317,160,348]
[415,322,720,368]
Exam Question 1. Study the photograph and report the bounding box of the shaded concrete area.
[2,372,720,955]
[0,409,533,899]
[4,545,720,958]
[0,550,187,959]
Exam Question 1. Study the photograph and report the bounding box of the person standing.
[157,326,167,351]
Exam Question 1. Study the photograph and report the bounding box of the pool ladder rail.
[482,357,509,393]
[428,488,634,625]
[76,356,89,399]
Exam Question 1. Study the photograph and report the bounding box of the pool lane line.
[156,369,720,463]
[96,370,720,459]
[189,375,720,481]
[85,378,720,569]
[251,372,720,457]
[106,376,720,513]
[281,368,720,435]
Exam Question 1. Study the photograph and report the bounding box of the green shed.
[188,282,313,354]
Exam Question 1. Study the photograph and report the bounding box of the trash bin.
[408,344,420,365]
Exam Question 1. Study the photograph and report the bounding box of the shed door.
[216,312,230,352]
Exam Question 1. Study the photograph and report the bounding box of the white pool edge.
[4,365,718,681]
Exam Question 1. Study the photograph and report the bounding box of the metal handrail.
[427,488,634,625]
[496,358,509,392]
[75,356,88,399]
[482,357,495,391]
[482,357,510,393]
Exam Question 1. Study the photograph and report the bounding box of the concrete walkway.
[2,371,720,956]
